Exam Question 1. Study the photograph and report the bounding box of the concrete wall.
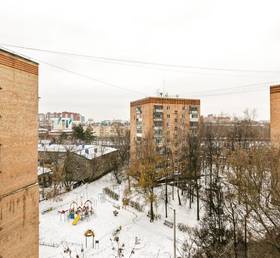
[65,151,118,182]
[0,49,39,258]
[38,150,118,182]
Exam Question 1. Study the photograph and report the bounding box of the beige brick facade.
[0,49,39,258]
[270,85,280,144]
[130,97,200,161]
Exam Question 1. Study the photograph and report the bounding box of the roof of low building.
[38,141,117,160]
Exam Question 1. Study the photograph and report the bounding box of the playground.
[58,200,94,225]
[39,174,199,258]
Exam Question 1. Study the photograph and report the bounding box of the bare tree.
[129,134,163,222]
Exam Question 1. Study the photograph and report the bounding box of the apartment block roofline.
[130,96,200,107]
[0,47,38,65]
[270,85,280,94]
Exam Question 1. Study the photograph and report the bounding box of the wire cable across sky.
[1,44,279,99]
[2,42,280,74]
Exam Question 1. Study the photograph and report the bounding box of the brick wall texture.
[130,97,200,161]
[270,85,280,144]
[0,49,39,258]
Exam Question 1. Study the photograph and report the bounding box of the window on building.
[190,121,198,127]
[154,105,163,110]
[154,121,163,127]
[136,106,142,113]
[190,106,198,112]
[191,113,199,118]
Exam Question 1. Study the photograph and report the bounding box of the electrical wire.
[0,45,146,96]
[185,81,280,97]
[2,43,280,74]
[1,44,278,98]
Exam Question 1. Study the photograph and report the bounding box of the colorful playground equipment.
[72,214,81,225]
[59,200,94,225]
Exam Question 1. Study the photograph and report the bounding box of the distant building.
[90,123,129,139]
[38,111,85,130]
[130,96,200,162]
[51,117,73,132]
[86,118,94,125]
[0,48,39,257]
[203,114,232,124]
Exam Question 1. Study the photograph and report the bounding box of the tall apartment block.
[0,49,39,257]
[270,85,280,144]
[130,97,200,161]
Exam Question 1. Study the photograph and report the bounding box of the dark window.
[190,106,198,112]
[154,121,163,127]
[190,122,198,127]
[154,105,163,110]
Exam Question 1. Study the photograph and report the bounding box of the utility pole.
[165,175,168,218]
[173,209,176,258]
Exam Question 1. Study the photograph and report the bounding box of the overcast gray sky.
[1,0,280,121]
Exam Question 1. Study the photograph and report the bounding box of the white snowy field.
[39,174,199,258]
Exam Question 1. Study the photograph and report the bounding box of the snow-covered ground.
[40,174,199,258]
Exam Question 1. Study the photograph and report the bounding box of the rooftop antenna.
[156,89,163,97]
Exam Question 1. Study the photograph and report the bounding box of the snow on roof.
[38,166,52,176]
[38,142,117,160]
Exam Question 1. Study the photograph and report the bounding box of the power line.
[0,45,146,96]
[2,43,280,74]
[1,44,278,98]
[193,86,267,97]
[39,60,146,96]
[186,81,280,96]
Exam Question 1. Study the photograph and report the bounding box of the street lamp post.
[168,205,177,258]
[173,209,176,258]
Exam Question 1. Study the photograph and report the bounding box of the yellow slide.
[72,214,81,225]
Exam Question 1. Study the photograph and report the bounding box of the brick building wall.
[0,49,39,258]
[270,85,280,144]
[130,97,200,161]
